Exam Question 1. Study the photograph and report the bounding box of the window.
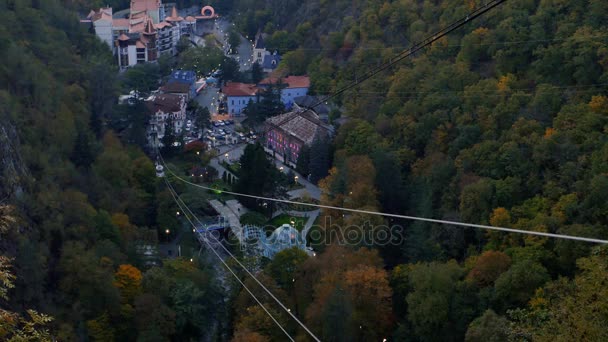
[231,100,234,105]
[258,52,261,58]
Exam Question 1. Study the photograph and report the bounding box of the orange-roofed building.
[85,0,201,68]
[221,82,260,116]
[258,76,311,108]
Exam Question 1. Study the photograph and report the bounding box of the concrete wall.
[227,96,256,116]
[281,87,308,106]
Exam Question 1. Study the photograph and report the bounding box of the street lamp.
[176,211,180,216]
[294,175,298,184]
[165,229,170,234]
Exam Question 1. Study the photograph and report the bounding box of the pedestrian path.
[208,199,243,241]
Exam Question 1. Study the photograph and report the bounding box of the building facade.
[258,76,310,108]
[221,82,259,116]
[264,110,332,164]
[145,93,187,146]
[85,1,209,69]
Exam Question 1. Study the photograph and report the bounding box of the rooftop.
[262,52,281,70]
[222,82,259,97]
[88,7,112,22]
[130,0,160,12]
[160,82,191,94]
[254,31,266,49]
[146,93,185,114]
[169,70,197,83]
[266,110,331,145]
[165,6,184,22]
[259,75,310,89]
[113,18,130,27]
[294,95,330,115]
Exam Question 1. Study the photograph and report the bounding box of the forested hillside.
[0,1,222,340]
[1,0,608,341]
[222,0,608,340]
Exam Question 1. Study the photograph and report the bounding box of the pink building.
[264,110,332,164]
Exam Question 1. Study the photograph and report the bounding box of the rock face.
[0,119,28,199]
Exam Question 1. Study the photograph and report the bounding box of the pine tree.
[296,144,311,176]
[309,135,331,184]
[161,116,176,156]
[251,62,264,84]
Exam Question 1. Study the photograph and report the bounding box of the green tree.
[308,134,331,184]
[161,116,177,157]
[406,261,476,341]
[266,247,308,292]
[228,27,241,53]
[465,310,510,342]
[234,143,285,213]
[494,259,550,309]
[251,62,264,84]
[295,144,310,176]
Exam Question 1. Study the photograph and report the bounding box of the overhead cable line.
[162,176,296,342]
[252,33,608,51]
[309,0,508,109]
[161,162,608,245]
[216,0,510,161]
[158,151,322,342]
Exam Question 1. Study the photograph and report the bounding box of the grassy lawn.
[265,214,307,233]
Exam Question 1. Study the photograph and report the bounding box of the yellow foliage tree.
[113,264,142,304]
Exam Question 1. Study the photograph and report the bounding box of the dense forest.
[1,0,608,341]
[0,1,223,340]
[220,0,608,341]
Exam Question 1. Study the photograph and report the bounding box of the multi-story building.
[221,76,311,116]
[145,93,187,145]
[264,110,333,165]
[160,70,197,100]
[85,1,209,69]
[222,82,260,116]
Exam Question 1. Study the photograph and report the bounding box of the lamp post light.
[294,175,298,184]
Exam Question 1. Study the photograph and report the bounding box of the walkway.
[208,199,243,241]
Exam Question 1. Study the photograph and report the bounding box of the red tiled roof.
[146,93,185,114]
[130,0,160,12]
[259,75,310,89]
[117,33,130,41]
[161,82,191,94]
[89,7,112,22]
[222,82,258,97]
[185,16,196,22]
[143,16,156,34]
[113,18,130,27]
[166,6,184,22]
[135,40,146,48]
[155,21,172,29]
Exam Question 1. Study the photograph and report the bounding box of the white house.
[259,76,311,108]
[86,7,114,50]
[252,31,267,65]
[145,93,187,145]
[221,82,259,116]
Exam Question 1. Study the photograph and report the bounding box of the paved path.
[208,199,243,241]
[273,159,322,200]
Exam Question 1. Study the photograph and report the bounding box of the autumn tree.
[114,264,143,303]
[466,251,511,287]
